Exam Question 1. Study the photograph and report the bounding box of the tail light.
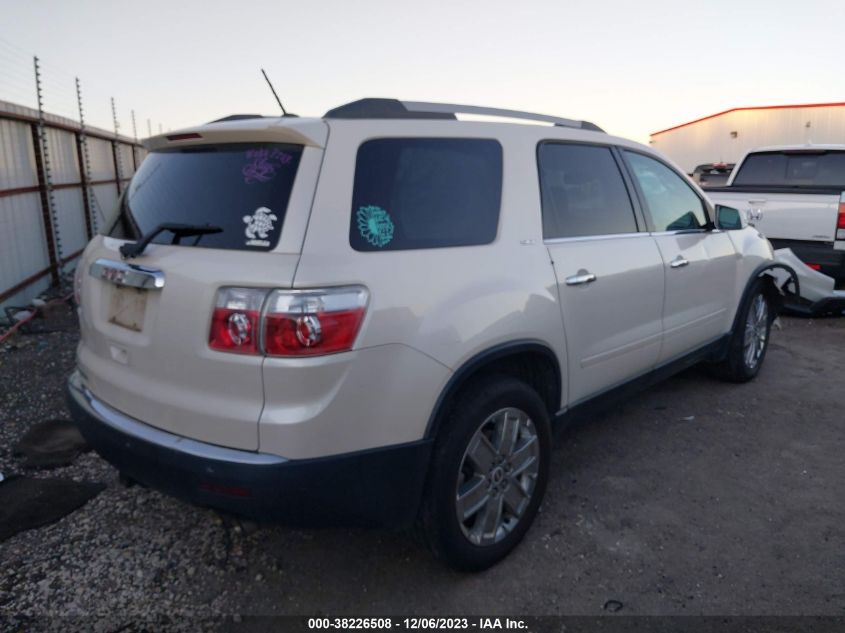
[208,287,266,354]
[837,200,845,240]
[806,263,822,271]
[264,286,368,357]
[208,285,368,357]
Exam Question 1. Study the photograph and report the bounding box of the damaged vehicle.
[68,99,799,570]
[772,248,845,316]
[705,145,845,289]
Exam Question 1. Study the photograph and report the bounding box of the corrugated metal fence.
[0,36,168,311]
[0,100,146,309]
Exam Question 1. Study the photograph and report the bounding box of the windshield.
[108,143,303,251]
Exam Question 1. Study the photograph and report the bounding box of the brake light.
[837,201,845,239]
[208,287,267,354]
[208,286,369,356]
[264,286,369,356]
[806,263,822,271]
[166,132,202,141]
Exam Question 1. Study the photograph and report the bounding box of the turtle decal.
[243,206,278,247]
[356,205,394,248]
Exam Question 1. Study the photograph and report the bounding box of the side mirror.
[715,205,744,230]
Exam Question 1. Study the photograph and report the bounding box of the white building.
[649,102,845,175]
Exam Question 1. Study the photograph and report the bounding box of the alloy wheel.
[455,407,540,546]
[743,293,769,369]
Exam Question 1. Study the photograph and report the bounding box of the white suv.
[68,99,798,570]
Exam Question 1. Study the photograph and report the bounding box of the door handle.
[670,256,689,269]
[565,271,597,286]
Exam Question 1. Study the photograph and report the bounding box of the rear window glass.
[349,138,502,251]
[108,143,303,251]
[733,151,845,187]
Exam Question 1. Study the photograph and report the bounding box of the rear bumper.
[769,239,845,283]
[67,371,432,527]
[772,247,845,316]
[784,293,845,317]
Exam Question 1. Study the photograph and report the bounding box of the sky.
[1,0,844,143]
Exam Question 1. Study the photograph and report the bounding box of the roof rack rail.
[324,98,604,132]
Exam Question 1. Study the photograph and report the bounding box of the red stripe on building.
[651,102,845,137]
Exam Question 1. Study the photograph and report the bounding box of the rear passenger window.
[624,151,709,232]
[537,143,638,239]
[350,138,502,251]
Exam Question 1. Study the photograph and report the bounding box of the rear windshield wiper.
[119,223,223,259]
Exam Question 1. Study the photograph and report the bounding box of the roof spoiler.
[208,114,267,123]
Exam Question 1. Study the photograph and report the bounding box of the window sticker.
[356,205,394,248]
[242,148,293,184]
[243,206,278,247]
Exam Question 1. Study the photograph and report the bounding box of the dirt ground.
[1,306,843,628]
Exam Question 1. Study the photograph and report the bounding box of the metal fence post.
[32,56,62,284]
[131,109,138,171]
[110,97,123,196]
[75,77,95,238]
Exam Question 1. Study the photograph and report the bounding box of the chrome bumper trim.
[68,371,287,465]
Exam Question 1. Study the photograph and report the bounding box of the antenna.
[261,68,288,116]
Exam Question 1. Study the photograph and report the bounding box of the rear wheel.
[419,376,551,571]
[712,279,773,382]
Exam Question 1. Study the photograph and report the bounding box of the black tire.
[419,375,551,571]
[711,278,774,382]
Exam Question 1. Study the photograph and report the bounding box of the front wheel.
[712,279,773,382]
[419,376,551,571]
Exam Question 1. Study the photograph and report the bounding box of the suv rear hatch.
[75,118,327,451]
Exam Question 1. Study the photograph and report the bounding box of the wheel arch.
[757,261,799,311]
[424,340,562,441]
[731,261,799,334]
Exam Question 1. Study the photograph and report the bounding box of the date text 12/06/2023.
[307,617,528,630]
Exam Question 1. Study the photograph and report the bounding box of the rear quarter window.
[349,138,502,251]
[109,143,303,251]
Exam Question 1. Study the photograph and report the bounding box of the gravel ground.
[1,304,844,630]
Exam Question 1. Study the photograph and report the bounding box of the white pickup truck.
[705,145,845,288]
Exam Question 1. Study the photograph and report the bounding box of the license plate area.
[108,284,147,332]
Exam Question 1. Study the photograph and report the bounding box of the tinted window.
[109,143,303,251]
[624,151,709,231]
[692,163,734,187]
[538,143,637,238]
[350,138,502,251]
[733,151,845,187]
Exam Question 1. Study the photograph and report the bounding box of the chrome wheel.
[743,293,769,369]
[455,407,540,547]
